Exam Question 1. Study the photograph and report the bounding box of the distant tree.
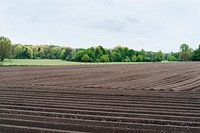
[180,44,189,52]
[115,52,122,62]
[7,42,200,63]
[82,54,90,62]
[43,45,51,58]
[60,47,73,60]
[100,55,110,62]
[137,55,143,62]
[167,55,177,61]
[0,37,12,65]
[192,45,200,61]
[50,47,61,59]
[14,45,23,59]
[75,50,85,62]
[95,46,104,59]
[155,50,163,62]
[132,55,137,62]
[11,45,15,59]
[37,47,45,59]
[127,49,135,58]
[23,47,33,59]
[140,49,146,58]
[146,51,155,62]
[143,57,151,62]
[32,46,38,59]
[60,50,66,60]
[114,45,126,61]
[124,56,131,62]
[179,44,192,61]
[124,47,129,57]
[173,52,180,61]
[99,46,108,55]
[163,53,169,61]
[109,51,115,62]
[86,49,96,62]
[66,47,74,60]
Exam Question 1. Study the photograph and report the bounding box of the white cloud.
[1,0,200,52]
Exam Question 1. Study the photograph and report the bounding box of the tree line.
[1,36,200,65]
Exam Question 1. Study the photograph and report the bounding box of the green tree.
[173,52,180,61]
[167,55,177,61]
[49,47,61,59]
[65,47,74,60]
[86,49,96,62]
[115,52,122,62]
[37,47,45,59]
[127,49,135,58]
[124,47,129,57]
[95,46,105,60]
[124,56,131,62]
[100,55,109,62]
[23,47,33,59]
[32,46,38,59]
[155,50,163,62]
[43,45,51,58]
[14,45,23,59]
[132,55,137,62]
[82,54,90,62]
[143,57,151,62]
[60,47,73,60]
[137,55,143,62]
[75,50,85,62]
[192,45,200,61]
[60,50,66,60]
[0,37,12,65]
[140,49,146,58]
[109,51,116,62]
[114,45,126,61]
[146,51,155,62]
[179,44,192,61]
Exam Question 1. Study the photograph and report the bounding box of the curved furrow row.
[1,100,200,119]
[0,124,88,133]
[1,103,200,122]
[0,104,200,123]
[1,88,200,99]
[1,104,199,122]
[2,97,200,112]
[0,118,140,133]
[1,64,200,132]
[0,115,199,133]
[0,94,200,109]
[1,92,199,105]
[0,92,199,132]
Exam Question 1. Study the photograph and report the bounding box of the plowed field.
[0,62,200,132]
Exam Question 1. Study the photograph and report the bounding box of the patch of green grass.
[2,59,153,66]
[3,59,84,66]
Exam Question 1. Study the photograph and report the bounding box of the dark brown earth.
[0,62,200,132]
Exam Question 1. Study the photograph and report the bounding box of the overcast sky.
[1,0,200,52]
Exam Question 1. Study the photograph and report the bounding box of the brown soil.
[0,62,200,132]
